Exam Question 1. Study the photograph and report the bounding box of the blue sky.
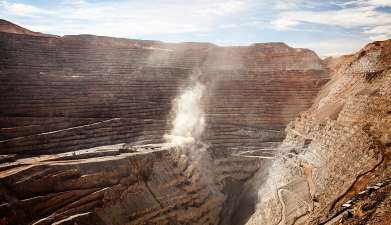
[0,0,390,57]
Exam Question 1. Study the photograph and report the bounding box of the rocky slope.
[1,20,389,225]
[0,27,328,157]
[240,40,391,225]
[0,20,54,37]
[0,21,328,225]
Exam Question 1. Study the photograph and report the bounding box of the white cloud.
[338,0,391,7]
[0,0,50,17]
[61,0,87,7]
[273,0,306,10]
[271,18,300,30]
[0,0,253,36]
[0,0,389,56]
[369,34,389,40]
[290,38,368,57]
[62,0,87,4]
[209,0,248,14]
[364,0,391,7]
[274,6,391,29]
[364,24,391,34]
[271,1,391,41]
[364,24,391,41]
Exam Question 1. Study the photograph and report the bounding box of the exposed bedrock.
[240,40,391,225]
[0,22,328,156]
[0,142,266,225]
[0,20,332,225]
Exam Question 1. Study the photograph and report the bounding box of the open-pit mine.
[0,19,390,225]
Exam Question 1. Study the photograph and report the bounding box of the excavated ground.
[1,20,390,225]
[0,20,329,225]
[0,142,272,225]
[238,40,391,225]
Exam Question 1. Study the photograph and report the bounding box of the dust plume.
[164,72,206,145]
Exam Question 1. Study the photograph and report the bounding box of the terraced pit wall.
[0,24,330,225]
[0,32,328,157]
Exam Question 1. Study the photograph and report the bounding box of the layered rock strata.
[240,40,391,225]
[0,141,269,225]
[0,22,328,157]
[0,21,328,225]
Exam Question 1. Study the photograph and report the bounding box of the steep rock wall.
[241,40,391,225]
[0,29,328,157]
[0,21,329,225]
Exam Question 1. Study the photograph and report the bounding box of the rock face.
[0,23,328,157]
[241,40,391,225]
[0,20,338,225]
[0,143,243,225]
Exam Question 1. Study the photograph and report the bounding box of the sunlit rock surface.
[242,40,391,225]
[0,20,54,37]
[0,142,238,225]
[0,20,336,225]
[0,19,328,157]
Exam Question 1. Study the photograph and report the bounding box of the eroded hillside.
[1,20,389,225]
[240,40,391,225]
[0,20,328,225]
